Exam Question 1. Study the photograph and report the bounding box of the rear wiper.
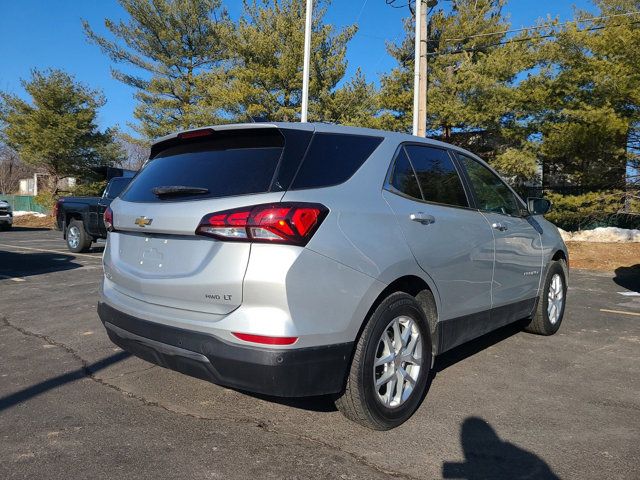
[152,185,209,197]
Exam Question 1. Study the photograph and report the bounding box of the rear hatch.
[104,126,312,316]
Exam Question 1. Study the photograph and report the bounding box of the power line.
[355,0,370,24]
[428,19,640,57]
[442,10,640,43]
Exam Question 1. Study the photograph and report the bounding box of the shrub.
[544,190,640,231]
[34,191,57,213]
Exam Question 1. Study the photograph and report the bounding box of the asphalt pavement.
[0,227,638,479]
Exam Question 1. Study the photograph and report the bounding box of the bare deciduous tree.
[0,146,33,194]
[116,133,150,171]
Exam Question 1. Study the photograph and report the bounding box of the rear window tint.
[390,148,422,200]
[404,145,468,208]
[120,130,284,203]
[291,133,382,189]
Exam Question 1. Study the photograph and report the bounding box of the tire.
[525,260,567,335]
[0,223,10,231]
[335,292,433,430]
[66,219,92,253]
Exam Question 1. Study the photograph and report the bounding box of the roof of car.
[152,121,467,154]
[150,121,504,189]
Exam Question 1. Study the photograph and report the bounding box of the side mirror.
[527,197,552,215]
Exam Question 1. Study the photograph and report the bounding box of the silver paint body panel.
[102,122,567,352]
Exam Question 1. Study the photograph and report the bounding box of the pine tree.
[378,1,539,180]
[519,0,640,188]
[213,0,357,122]
[83,0,231,138]
[0,69,123,193]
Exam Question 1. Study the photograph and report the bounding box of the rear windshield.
[120,130,284,203]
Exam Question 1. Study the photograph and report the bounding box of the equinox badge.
[134,216,153,227]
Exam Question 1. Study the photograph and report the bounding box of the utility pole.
[412,0,436,137]
[411,0,422,136]
[301,0,313,123]
[417,1,428,137]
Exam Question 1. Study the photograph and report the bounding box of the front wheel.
[335,292,433,430]
[525,260,567,335]
[66,219,92,253]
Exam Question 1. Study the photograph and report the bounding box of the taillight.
[104,206,114,232]
[196,202,328,246]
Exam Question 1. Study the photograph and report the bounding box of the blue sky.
[0,0,595,136]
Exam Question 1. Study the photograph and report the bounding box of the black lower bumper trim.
[97,302,353,397]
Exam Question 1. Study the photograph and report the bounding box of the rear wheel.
[335,292,433,430]
[525,260,567,335]
[66,219,92,253]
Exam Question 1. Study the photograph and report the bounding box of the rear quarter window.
[291,133,383,189]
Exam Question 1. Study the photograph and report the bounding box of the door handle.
[410,212,435,225]
[492,222,508,231]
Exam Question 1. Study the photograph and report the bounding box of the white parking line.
[600,309,640,317]
[0,274,25,282]
[0,243,103,260]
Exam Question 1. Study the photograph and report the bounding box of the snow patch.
[13,211,48,218]
[559,227,640,243]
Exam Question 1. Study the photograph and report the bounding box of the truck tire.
[335,292,433,430]
[66,219,92,253]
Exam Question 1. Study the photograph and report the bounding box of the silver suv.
[98,123,568,430]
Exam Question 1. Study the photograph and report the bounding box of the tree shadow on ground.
[0,250,83,279]
[1,226,51,232]
[443,417,560,479]
[0,351,130,412]
[613,265,640,292]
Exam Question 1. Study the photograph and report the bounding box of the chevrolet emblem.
[134,216,153,227]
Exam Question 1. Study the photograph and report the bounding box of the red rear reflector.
[232,332,298,345]
[196,202,328,246]
[177,128,214,139]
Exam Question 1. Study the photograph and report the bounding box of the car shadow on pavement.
[434,320,526,373]
[0,251,84,279]
[248,321,529,413]
[248,392,338,412]
[443,417,560,479]
[613,265,640,292]
[0,351,130,413]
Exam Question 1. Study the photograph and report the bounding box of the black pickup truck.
[55,177,131,252]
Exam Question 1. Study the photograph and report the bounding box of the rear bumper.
[97,302,353,397]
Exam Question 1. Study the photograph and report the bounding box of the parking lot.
[0,227,638,479]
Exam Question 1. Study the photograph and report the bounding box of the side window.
[291,133,383,189]
[389,148,422,200]
[457,154,521,216]
[404,145,468,207]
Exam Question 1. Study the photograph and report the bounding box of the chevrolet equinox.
[98,123,568,430]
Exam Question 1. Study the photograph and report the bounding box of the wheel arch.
[355,274,440,358]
